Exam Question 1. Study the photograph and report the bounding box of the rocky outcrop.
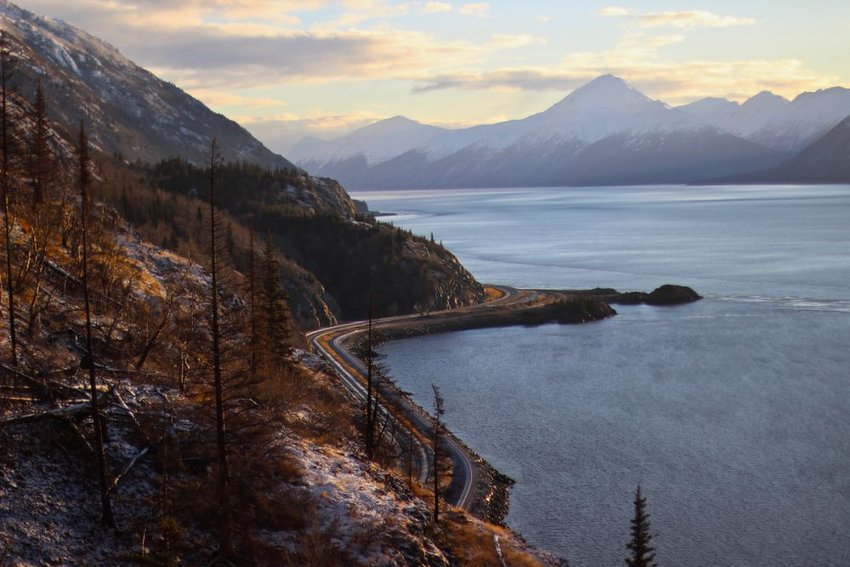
[292,176,358,217]
[606,284,703,306]
[279,260,340,330]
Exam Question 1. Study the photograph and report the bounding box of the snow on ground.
[280,440,444,566]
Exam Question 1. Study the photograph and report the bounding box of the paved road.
[306,285,520,511]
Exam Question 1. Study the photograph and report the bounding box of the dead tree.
[431,384,445,524]
[207,139,233,560]
[20,83,61,335]
[0,32,17,367]
[356,299,386,460]
[247,230,257,380]
[78,121,116,528]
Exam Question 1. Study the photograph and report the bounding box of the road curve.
[306,285,521,512]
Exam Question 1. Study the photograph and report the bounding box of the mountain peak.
[553,74,653,111]
[742,91,789,109]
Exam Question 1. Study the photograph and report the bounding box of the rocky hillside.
[0,0,292,171]
[0,159,556,566]
[0,1,486,330]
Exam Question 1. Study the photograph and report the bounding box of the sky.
[15,0,850,154]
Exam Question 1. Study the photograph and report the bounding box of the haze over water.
[356,185,850,567]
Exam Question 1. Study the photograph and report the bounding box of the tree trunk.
[78,121,116,529]
[208,139,233,559]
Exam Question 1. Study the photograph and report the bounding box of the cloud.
[412,27,839,105]
[598,6,632,17]
[637,10,755,29]
[487,34,544,50]
[413,69,590,93]
[424,2,453,13]
[242,112,385,153]
[458,2,489,17]
[599,6,755,29]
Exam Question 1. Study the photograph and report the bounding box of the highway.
[306,285,519,511]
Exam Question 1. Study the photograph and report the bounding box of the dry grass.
[484,286,506,302]
[445,513,552,567]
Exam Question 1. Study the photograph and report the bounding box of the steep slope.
[731,114,850,183]
[301,75,780,189]
[0,0,292,170]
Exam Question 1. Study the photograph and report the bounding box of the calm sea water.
[354,186,850,567]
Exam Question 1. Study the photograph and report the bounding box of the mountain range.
[292,75,850,189]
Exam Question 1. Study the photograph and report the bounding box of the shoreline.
[310,283,701,527]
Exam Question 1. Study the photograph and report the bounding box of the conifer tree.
[261,236,294,370]
[78,121,116,528]
[28,80,53,205]
[626,485,657,567]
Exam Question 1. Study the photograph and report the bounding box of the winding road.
[306,285,522,511]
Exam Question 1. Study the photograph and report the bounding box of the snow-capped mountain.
[298,75,784,189]
[731,114,850,183]
[289,116,446,165]
[0,0,295,170]
[678,88,850,153]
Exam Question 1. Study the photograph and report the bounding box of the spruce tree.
[261,236,293,370]
[626,485,657,567]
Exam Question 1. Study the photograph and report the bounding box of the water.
[355,186,850,567]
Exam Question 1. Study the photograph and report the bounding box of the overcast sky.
[16,0,850,154]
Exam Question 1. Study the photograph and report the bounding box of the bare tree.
[207,139,233,559]
[78,121,116,528]
[356,299,386,460]
[247,230,257,380]
[431,384,445,524]
[134,271,188,372]
[0,32,18,366]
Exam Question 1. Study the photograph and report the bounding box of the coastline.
[310,283,701,527]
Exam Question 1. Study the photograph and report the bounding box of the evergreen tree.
[28,80,55,205]
[626,485,657,567]
[261,236,294,369]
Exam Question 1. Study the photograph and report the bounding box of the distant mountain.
[675,97,740,124]
[678,88,850,153]
[728,114,850,183]
[298,75,785,189]
[0,0,294,170]
[289,116,446,165]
